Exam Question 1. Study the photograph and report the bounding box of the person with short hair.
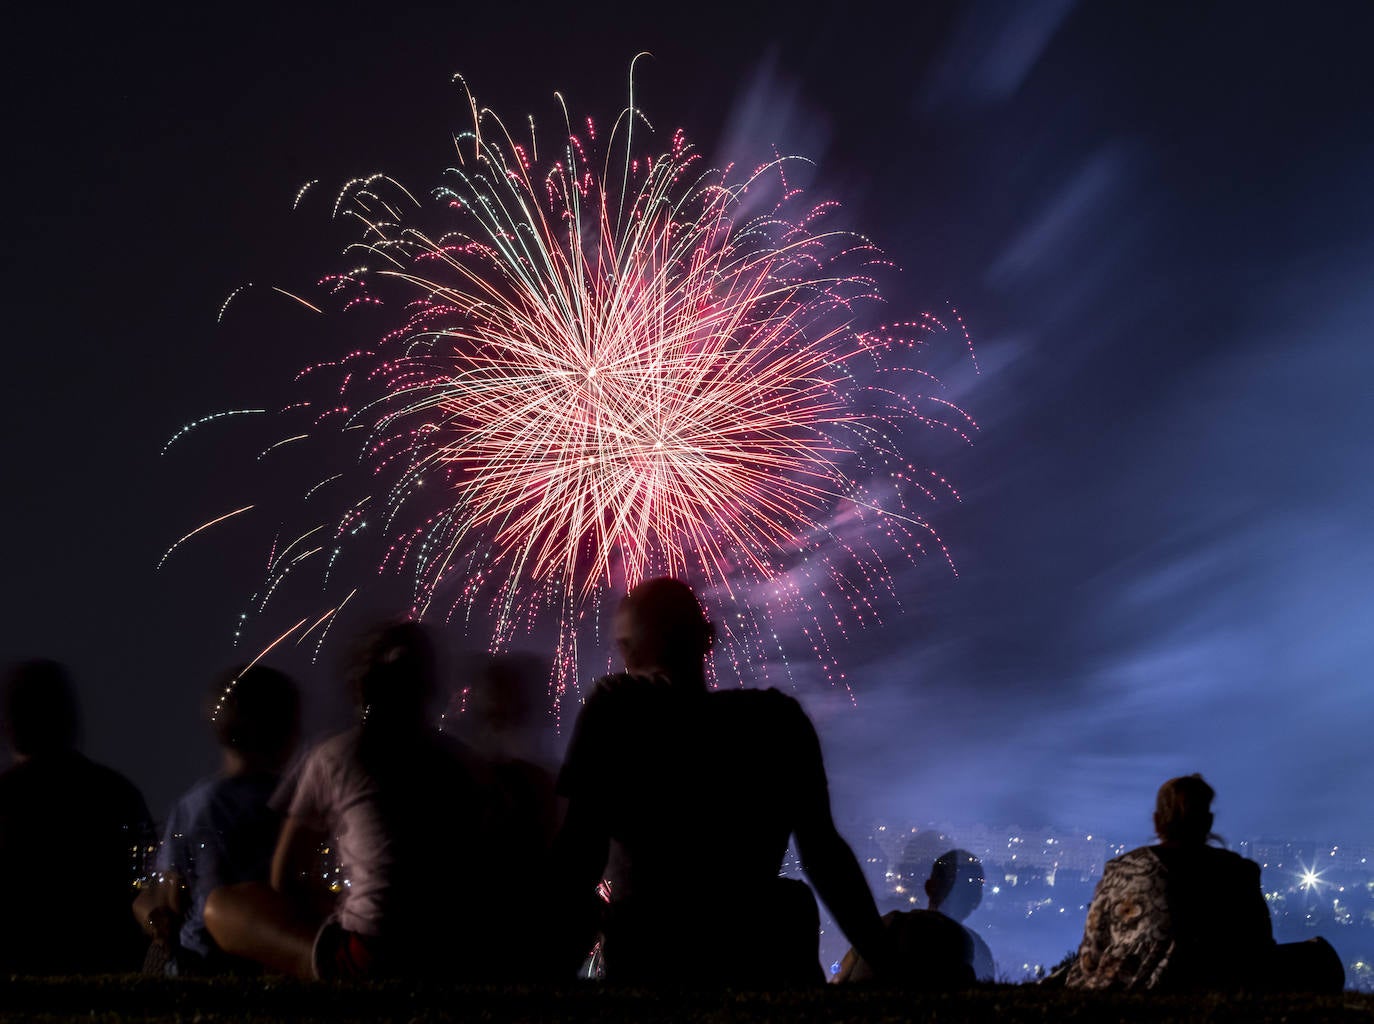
[0,660,153,974]
[555,577,892,985]
[926,849,996,982]
[831,848,984,988]
[134,664,301,974]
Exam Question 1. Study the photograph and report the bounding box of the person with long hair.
[1066,774,1340,991]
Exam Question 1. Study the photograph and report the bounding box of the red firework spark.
[174,72,977,705]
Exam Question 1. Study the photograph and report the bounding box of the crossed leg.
[204,882,320,979]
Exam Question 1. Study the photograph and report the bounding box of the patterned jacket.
[1066,844,1272,990]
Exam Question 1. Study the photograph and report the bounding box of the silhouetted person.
[831,849,985,988]
[927,849,996,981]
[134,664,300,974]
[831,907,973,988]
[446,652,562,979]
[555,577,892,985]
[0,660,152,974]
[204,622,498,980]
[454,652,558,768]
[1067,774,1342,992]
[450,653,560,865]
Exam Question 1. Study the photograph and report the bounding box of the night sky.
[4,1,1372,848]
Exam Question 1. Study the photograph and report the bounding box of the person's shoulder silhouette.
[704,685,828,810]
[0,660,152,974]
[560,673,819,857]
[836,908,975,988]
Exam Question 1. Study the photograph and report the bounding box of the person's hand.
[135,871,187,942]
[838,911,901,983]
[830,947,860,983]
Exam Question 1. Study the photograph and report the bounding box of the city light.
[852,823,1374,987]
[1298,862,1328,893]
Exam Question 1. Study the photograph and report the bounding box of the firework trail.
[170,67,977,709]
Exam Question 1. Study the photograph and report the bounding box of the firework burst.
[169,67,977,707]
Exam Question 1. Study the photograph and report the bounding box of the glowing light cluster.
[1298,864,1326,893]
[169,69,977,706]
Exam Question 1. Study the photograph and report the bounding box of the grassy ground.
[1,977,1371,1024]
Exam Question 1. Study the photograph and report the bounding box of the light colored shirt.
[288,727,483,938]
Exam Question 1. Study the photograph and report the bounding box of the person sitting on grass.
[447,652,564,979]
[134,664,300,974]
[830,848,984,988]
[203,622,500,981]
[1066,773,1343,992]
[554,576,893,986]
[0,659,153,974]
[926,849,996,982]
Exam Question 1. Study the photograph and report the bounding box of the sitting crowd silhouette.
[0,578,1346,992]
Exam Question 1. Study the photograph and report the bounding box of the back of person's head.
[471,652,546,733]
[1153,773,1217,845]
[347,620,437,731]
[447,651,554,765]
[617,577,713,681]
[2,660,80,757]
[927,849,985,921]
[209,664,300,766]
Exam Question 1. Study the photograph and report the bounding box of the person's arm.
[270,814,332,916]
[829,945,861,984]
[1064,864,1116,987]
[548,687,615,974]
[552,684,614,895]
[268,743,344,919]
[133,872,186,943]
[135,804,189,942]
[788,701,892,977]
[795,815,892,975]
